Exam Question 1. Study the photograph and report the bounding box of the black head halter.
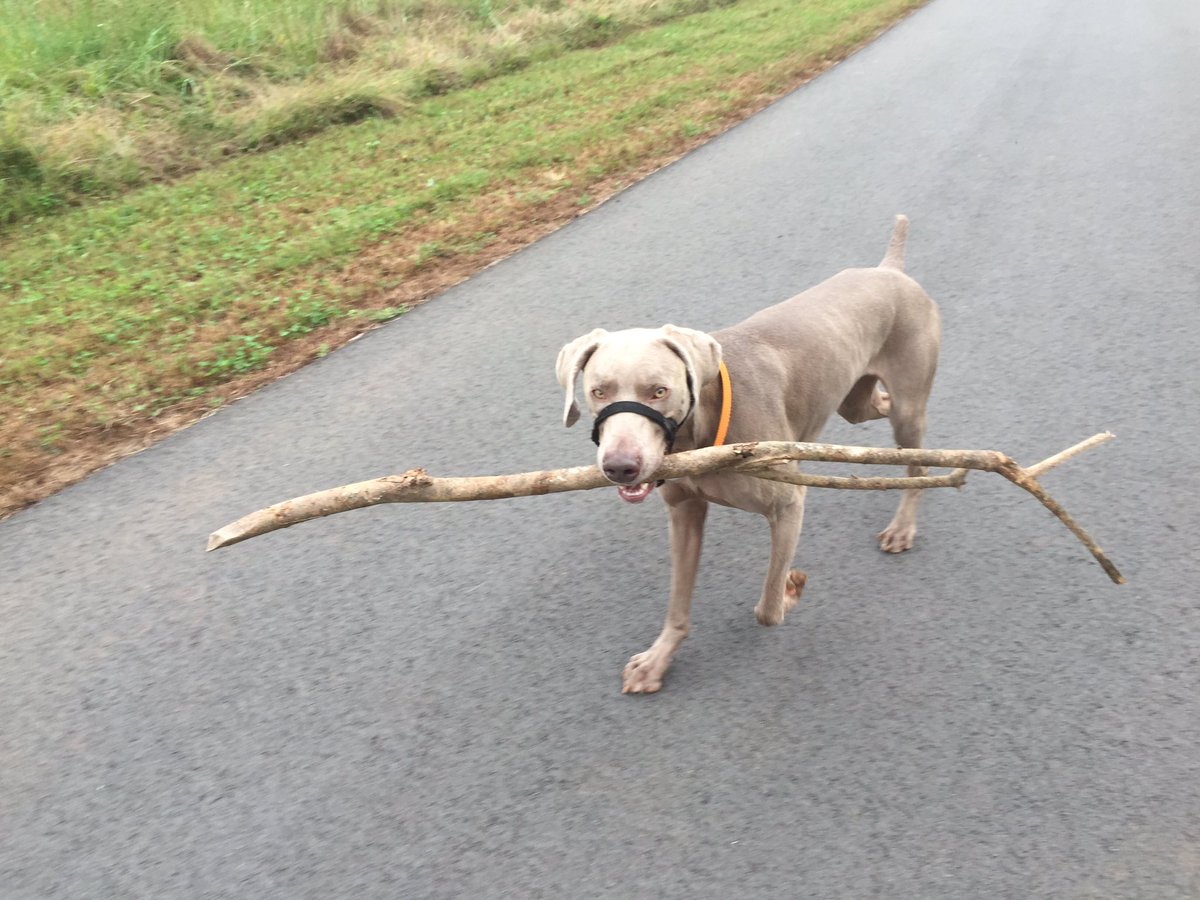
[591,402,680,450]
[589,373,696,452]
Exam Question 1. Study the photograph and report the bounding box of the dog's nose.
[602,453,643,484]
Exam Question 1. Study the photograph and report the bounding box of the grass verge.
[0,0,927,516]
[0,0,746,226]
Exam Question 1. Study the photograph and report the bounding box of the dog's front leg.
[754,489,808,626]
[622,497,708,694]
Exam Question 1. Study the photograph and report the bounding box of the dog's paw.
[755,569,807,625]
[622,649,670,694]
[878,523,916,553]
[785,568,808,601]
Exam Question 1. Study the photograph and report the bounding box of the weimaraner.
[556,216,941,693]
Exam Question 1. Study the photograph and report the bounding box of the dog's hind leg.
[878,389,929,553]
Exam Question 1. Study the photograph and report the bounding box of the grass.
[0,0,740,226]
[0,0,926,514]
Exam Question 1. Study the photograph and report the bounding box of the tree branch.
[1024,431,1114,477]
[206,434,1123,584]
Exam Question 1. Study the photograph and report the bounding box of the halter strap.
[591,401,680,450]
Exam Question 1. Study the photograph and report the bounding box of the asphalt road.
[4,0,1199,896]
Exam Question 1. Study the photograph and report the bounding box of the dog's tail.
[879,214,909,270]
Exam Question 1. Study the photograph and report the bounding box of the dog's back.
[715,217,939,442]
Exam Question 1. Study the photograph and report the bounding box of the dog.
[556,216,941,693]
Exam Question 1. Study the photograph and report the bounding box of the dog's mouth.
[616,482,655,504]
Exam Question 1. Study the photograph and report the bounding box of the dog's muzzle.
[591,401,681,452]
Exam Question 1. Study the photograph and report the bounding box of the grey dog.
[556,216,941,693]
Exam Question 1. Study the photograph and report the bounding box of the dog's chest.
[669,472,785,514]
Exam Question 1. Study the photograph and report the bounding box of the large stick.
[206,433,1122,584]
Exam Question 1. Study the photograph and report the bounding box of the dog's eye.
[652,387,668,399]
[591,388,605,399]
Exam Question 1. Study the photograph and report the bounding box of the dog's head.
[556,325,722,502]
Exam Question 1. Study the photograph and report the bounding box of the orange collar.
[713,361,732,447]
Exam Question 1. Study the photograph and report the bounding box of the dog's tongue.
[617,482,654,504]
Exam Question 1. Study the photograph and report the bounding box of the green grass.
[0,0,924,511]
[0,0,740,226]
[3,0,384,81]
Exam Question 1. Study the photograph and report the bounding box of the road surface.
[4,0,1199,896]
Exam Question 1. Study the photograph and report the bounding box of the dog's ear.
[555,329,607,427]
[659,325,722,393]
